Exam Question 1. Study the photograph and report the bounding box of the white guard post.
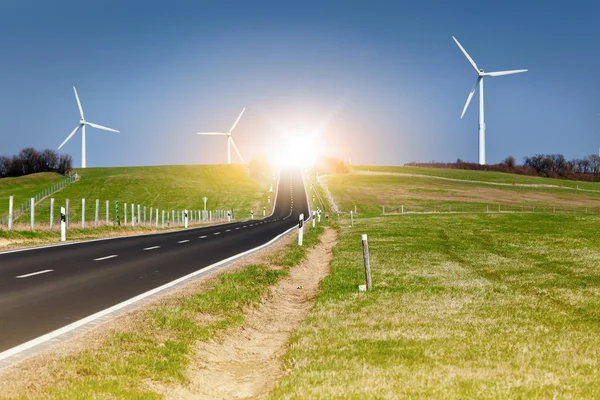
[184,209,188,228]
[60,207,66,242]
[227,210,231,223]
[298,213,304,246]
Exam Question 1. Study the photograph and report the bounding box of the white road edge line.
[93,255,118,261]
[0,222,300,362]
[16,270,53,279]
[178,240,190,244]
[143,246,161,251]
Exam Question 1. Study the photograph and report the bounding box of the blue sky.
[0,0,599,167]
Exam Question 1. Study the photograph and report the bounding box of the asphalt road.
[0,168,309,353]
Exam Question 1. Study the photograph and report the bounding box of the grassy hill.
[2,165,271,232]
[329,167,600,217]
[354,165,600,190]
[0,172,68,216]
[272,166,600,398]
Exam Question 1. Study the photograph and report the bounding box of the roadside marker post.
[50,198,55,230]
[312,210,316,227]
[60,207,66,242]
[81,198,85,229]
[144,206,147,226]
[138,204,141,226]
[30,198,35,231]
[268,195,271,204]
[116,201,120,226]
[156,208,159,227]
[131,204,135,227]
[184,210,189,228]
[350,210,354,228]
[361,234,372,291]
[317,209,322,223]
[203,197,208,212]
[251,210,254,220]
[106,200,109,224]
[8,196,13,231]
[162,210,165,228]
[124,202,127,225]
[263,207,266,216]
[149,207,153,225]
[298,213,304,246]
[227,210,231,223]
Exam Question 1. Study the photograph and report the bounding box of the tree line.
[408,153,600,182]
[0,148,73,178]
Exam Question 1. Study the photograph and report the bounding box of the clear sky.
[0,0,599,167]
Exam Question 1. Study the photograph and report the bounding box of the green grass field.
[0,172,67,216]
[325,173,600,217]
[3,165,271,227]
[271,167,600,399]
[354,165,600,191]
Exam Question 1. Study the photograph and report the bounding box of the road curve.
[0,168,309,354]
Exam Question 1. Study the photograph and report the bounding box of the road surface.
[0,168,309,354]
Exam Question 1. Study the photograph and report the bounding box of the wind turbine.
[58,87,120,168]
[197,108,246,164]
[453,36,527,165]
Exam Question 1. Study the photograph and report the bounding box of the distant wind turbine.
[453,36,528,165]
[58,87,120,169]
[197,108,246,164]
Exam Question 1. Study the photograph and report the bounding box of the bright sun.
[268,133,318,168]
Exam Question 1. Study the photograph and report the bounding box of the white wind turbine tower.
[58,87,120,169]
[197,108,246,164]
[453,36,527,165]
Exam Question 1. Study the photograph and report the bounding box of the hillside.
[7,165,271,227]
[0,172,67,216]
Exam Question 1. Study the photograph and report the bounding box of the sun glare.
[268,133,318,168]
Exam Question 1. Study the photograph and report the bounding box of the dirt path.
[164,227,337,400]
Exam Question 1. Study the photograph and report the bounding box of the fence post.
[401,205,404,214]
[156,208,159,228]
[382,205,385,214]
[144,206,147,226]
[30,198,35,231]
[124,202,127,225]
[162,210,165,228]
[132,204,135,227]
[138,204,141,226]
[82,198,86,228]
[50,198,55,230]
[150,207,153,225]
[95,199,99,227]
[66,199,70,229]
[362,234,372,291]
[116,201,120,226]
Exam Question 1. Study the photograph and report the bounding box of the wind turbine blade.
[452,36,479,73]
[58,124,82,150]
[461,77,481,119]
[483,69,528,77]
[230,138,244,163]
[228,108,246,133]
[73,87,84,119]
[197,132,228,136]
[85,121,120,133]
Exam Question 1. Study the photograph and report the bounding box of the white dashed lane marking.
[178,240,190,244]
[225,229,231,232]
[213,232,221,235]
[94,255,118,261]
[199,235,207,239]
[144,246,160,251]
[16,270,53,279]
